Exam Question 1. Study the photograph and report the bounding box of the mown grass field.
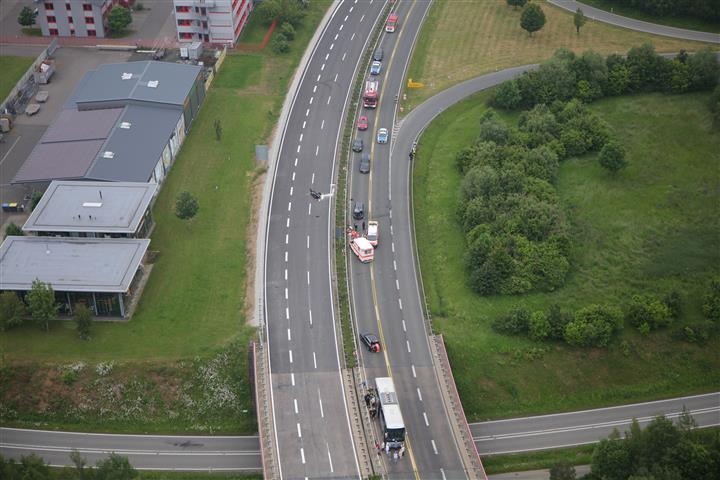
[413,90,720,421]
[405,0,716,110]
[580,0,720,33]
[0,1,332,434]
[0,56,35,101]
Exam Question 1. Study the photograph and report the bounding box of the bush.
[626,295,675,333]
[673,322,716,344]
[702,278,720,322]
[492,307,531,335]
[280,21,295,40]
[0,291,25,331]
[547,304,573,339]
[564,304,623,348]
[490,80,522,110]
[478,110,510,144]
[30,191,43,211]
[272,32,290,54]
[5,222,23,237]
[599,140,628,174]
[662,291,683,320]
[529,311,551,340]
[74,303,93,340]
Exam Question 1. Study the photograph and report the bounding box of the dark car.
[360,333,381,352]
[352,138,364,152]
[353,201,365,220]
[373,47,384,62]
[359,153,370,174]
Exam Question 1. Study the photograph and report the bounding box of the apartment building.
[173,0,252,44]
[34,0,120,38]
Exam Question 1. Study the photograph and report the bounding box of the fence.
[1,39,57,116]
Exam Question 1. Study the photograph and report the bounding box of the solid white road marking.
[318,390,325,418]
[411,365,417,378]
[313,352,317,369]
[417,388,423,402]
[289,350,293,363]
[300,448,305,464]
[327,443,334,472]
[294,398,298,414]
[440,468,447,479]
[423,412,429,426]
[297,423,302,438]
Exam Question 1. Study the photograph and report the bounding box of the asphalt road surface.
[347,1,472,478]
[262,0,387,478]
[548,0,719,44]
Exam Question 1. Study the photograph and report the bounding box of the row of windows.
[46,15,94,24]
[175,5,207,14]
[48,28,96,36]
[44,2,95,11]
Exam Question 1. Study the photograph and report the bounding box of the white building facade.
[173,0,252,44]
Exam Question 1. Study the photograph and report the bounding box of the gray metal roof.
[22,181,158,234]
[75,61,202,108]
[0,236,149,293]
[86,104,181,182]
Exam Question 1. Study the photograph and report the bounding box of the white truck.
[367,220,379,247]
[350,230,374,263]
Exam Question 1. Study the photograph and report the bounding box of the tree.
[95,453,138,480]
[107,5,132,35]
[564,304,622,347]
[18,6,37,27]
[175,191,199,221]
[0,291,25,331]
[520,3,546,37]
[272,32,290,54]
[5,222,23,237]
[26,279,58,331]
[598,140,628,174]
[255,0,281,25]
[30,191,43,211]
[573,8,587,34]
[74,303,93,340]
[507,0,528,8]
[70,449,89,480]
[550,461,576,480]
[280,21,295,41]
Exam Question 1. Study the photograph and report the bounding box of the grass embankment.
[579,0,720,34]
[413,90,720,421]
[0,56,35,100]
[0,1,332,434]
[405,0,715,110]
[482,445,595,474]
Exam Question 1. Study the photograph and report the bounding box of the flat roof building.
[23,181,157,238]
[0,236,150,317]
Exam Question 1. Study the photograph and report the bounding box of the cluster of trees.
[600,0,720,22]
[107,5,132,35]
[0,281,92,339]
[254,0,308,54]
[490,46,720,111]
[1,452,137,480]
[458,99,621,295]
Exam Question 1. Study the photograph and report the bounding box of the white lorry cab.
[367,220,379,247]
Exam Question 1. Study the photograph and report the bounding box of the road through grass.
[579,0,720,33]
[405,0,716,110]
[413,91,720,421]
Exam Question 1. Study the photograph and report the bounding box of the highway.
[261,0,387,478]
[347,1,475,478]
[548,0,720,44]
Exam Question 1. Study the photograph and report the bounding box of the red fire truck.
[363,80,379,108]
[386,13,398,33]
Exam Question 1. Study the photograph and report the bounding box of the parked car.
[359,153,371,174]
[377,128,388,144]
[352,138,364,152]
[360,333,381,352]
[373,47,384,61]
[353,201,365,220]
[357,115,368,130]
[370,61,382,75]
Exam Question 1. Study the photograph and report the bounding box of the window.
[68,16,73,23]
[49,28,58,35]
[180,32,193,39]
[175,6,190,13]
[200,7,206,15]
[47,15,56,23]
[83,3,92,11]
[87,29,96,36]
[44,2,54,10]
[66,3,71,10]
[85,16,94,24]
[70,29,75,35]
[177,19,192,26]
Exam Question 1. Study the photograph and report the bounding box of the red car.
[357,115,368,130]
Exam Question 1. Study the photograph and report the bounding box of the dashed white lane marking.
[321,120,325,130]
[294,158,298,167]
[334,33,338,40]
[290,186,294,196]
[440,467,447,478]
[348,6,353,12]
[393,260,397,270]
[292,171,296,181]
[297,423,302,438]
[317,74,321,82]
[300,448,305,464]
[291,373,295,386]
[391,242,395,253]
[411,365,417,378]
[285,288,288,300]
[288,202,292,212]
[402,320,407,332]
[309,97,313,105]
[318,390,325,418]
[395,279,400,290]
[342,52,347,61]
[309,309,313,326]
[398,298,403,310]
[321,63,325,71]
[307,235,310,249]
[327,443,334,473]
[316,145,320,155]
[285,307,289,319]
[285,251,288,262]
[325,53,329,60]
[286,234,289,245]
[344,15,348,21]
[311,173,315,184]
[313,351,317,369]
[406,340,411,352]
[305,108,310,117]
[287,328,291,341]
[389,210,392,219]
[307,271,310,285]
[303,118,307,127]
[351,32,355,41]
[294,398,298,414]
[423,412,429,426]
[433,440,439,455]
[289,350,293,363]
[296,144,301,153]
[390,225,394,235]
[284,269,288,281]
[334,73,339,82]
[308,203,312,215]
[327,96,332,105]
[312,85,317,94]
[417,388,423,402]
[286,218,290,228]
[360,14,365,22]
[339,24,343,30]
